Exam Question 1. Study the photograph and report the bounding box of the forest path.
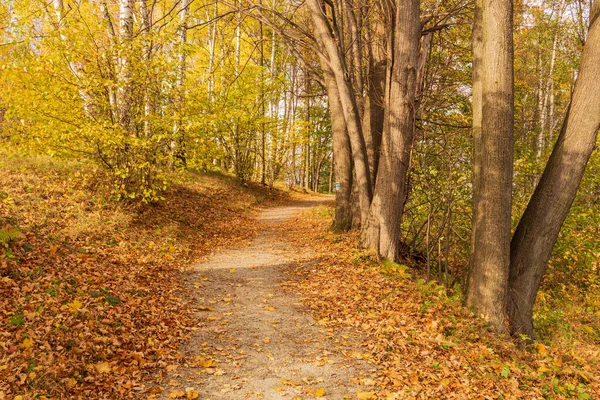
[159,197,374,400]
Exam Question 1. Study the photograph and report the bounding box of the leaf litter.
[276,204,600,399]
[0,158,286,399]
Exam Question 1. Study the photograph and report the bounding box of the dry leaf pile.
[0,157,286,399]
[278,206,600,399]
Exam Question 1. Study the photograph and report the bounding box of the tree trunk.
[360,0,420,260]
[308,0,372,224]
[322,63,353,230]
[118,0,134,132]
[362,12,386,186]
[171,0,190,167]
[207,1,218,97]
[139,0,152,137]
[536,45,546,158]
[465,0,514,333]
[508,2,600,338]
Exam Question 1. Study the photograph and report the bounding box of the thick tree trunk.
[466,0,514,333]
[360,0,420,260]
[362,13,386,186]
[468,0,483,313]
[508,2,600,338]
[323,62,353,231]
[308,0,372,224]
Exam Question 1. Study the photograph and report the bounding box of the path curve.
[160,198,373,399]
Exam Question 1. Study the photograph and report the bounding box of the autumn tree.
[466,0,514,332]
[508,0,600,337]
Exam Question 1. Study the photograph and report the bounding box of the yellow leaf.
[264,306,276,311]
[197,306,214,311]
[315,388,325,397]
[356,391,377,399]
[185,388,199,399]
[95,362,111,374]
[62,299,83,312]
[229,268,236,274]
[66,378,77,388]
[14,396,23,400]
[537,344,548,356]
[200,359,216,368]
[20,338,33,350]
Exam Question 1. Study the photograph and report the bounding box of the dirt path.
[159,198,374,399]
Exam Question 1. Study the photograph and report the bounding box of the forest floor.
[154,198,377,400]
[1,155,599,399]
[152,197,600,400]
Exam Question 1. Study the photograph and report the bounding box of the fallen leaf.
[20,338,33,350]
[166,389,186,399]
[537,344,548,356]
[95,362,111,374]
[200,359,216,368]
[185,388,199,399]
[315,388,325,397]
[63,299,83,312]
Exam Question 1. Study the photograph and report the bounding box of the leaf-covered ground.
[151,198,378,400]
[0,156,287,399]
[2,157,599,399]
[278,206,600,399]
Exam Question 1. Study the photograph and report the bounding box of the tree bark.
[362,11,386,186]
[508,2,600,338]
[360,0,420,260]
[139,0,153,137]
[466,0,514,333]
[308,0,372,224]
[171,0,190,166]
[322,59,353,231]
[118,0,134,131]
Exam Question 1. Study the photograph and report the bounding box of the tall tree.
[321,56,353,230]
[307,0,373,223]
[466,0,514,332]
[118,0,134,131]
[361,0,421,261]
[508,0,600,338]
